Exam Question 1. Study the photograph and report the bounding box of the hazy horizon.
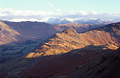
[0,0,120,22]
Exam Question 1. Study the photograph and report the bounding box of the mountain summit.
[26,23,120,58]
[62,28,77,34]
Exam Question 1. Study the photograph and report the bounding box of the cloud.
[40,17,56,22]
[0,8,61,16]
[0,8,120,22]
[56,9,62,12]
[9,18,40,22]
[0,8,62,21]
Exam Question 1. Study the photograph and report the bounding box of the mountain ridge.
[26,23,120,58]
[0,20,107,45]
[0,20,57,45]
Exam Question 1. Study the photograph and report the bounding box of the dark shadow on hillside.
[0,44,118,78]
[0,40,45,78]
[20,45,119,78]
[67,48,120,78]
[25,44,115,61]
[0,38,44,64]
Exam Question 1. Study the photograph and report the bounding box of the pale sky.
[0,0,120,12]
[0,0,120,22]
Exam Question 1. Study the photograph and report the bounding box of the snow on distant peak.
[0,8,118,24]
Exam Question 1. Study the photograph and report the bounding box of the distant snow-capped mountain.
[41,17,113,24]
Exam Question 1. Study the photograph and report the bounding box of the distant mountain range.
[43,17,113,25]
[0,20,107,45]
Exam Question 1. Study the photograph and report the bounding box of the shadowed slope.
[66,48,120,78]
[22,45,109,78]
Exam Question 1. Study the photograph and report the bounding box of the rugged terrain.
[65,48,120,78]
[0,22,119,78]
[26,23,120,58]
[2,21,57,43]
[0,20,105,45]
[19,22,120,78]
[55,23,105,33]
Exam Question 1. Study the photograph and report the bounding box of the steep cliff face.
[26,23,120,58]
